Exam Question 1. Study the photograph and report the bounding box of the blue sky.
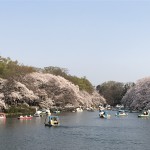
[0,0,150,85]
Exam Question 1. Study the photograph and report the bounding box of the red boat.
[18,115,33,120]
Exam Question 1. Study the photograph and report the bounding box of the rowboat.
[18,115,32,120]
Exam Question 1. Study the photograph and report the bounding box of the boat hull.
[45,122,59,127]
[18,116,33,120]
[138,114,149,118]
[99,114,111,119]
[115,114,128,116]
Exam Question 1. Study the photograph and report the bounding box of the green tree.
[43,66,94,93]
[96,81,125,106]
[0,56,35,80]
[66,75,94,93]
[0,57,94,94]
[43,66,68,77]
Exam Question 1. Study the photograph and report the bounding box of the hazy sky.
[0,0,150,85]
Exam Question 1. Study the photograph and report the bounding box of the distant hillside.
[0,56,106,111]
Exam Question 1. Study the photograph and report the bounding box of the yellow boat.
[44,116,60,127]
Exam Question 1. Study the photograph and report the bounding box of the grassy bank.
[4,105,36,117]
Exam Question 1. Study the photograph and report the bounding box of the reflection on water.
[0,118,6,125]
[0,111,150,150]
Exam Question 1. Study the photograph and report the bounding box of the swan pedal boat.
[45,116,60,127]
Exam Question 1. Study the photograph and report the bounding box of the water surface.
[0,111,150,150]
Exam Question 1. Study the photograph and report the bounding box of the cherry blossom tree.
[122,77,150,110]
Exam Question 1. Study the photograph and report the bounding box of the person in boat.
[99,111,104,117]
[143,111,148,115]
[53,117,57,121]
[145,111,148,115]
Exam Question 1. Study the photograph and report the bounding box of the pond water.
[0,111,150,150]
